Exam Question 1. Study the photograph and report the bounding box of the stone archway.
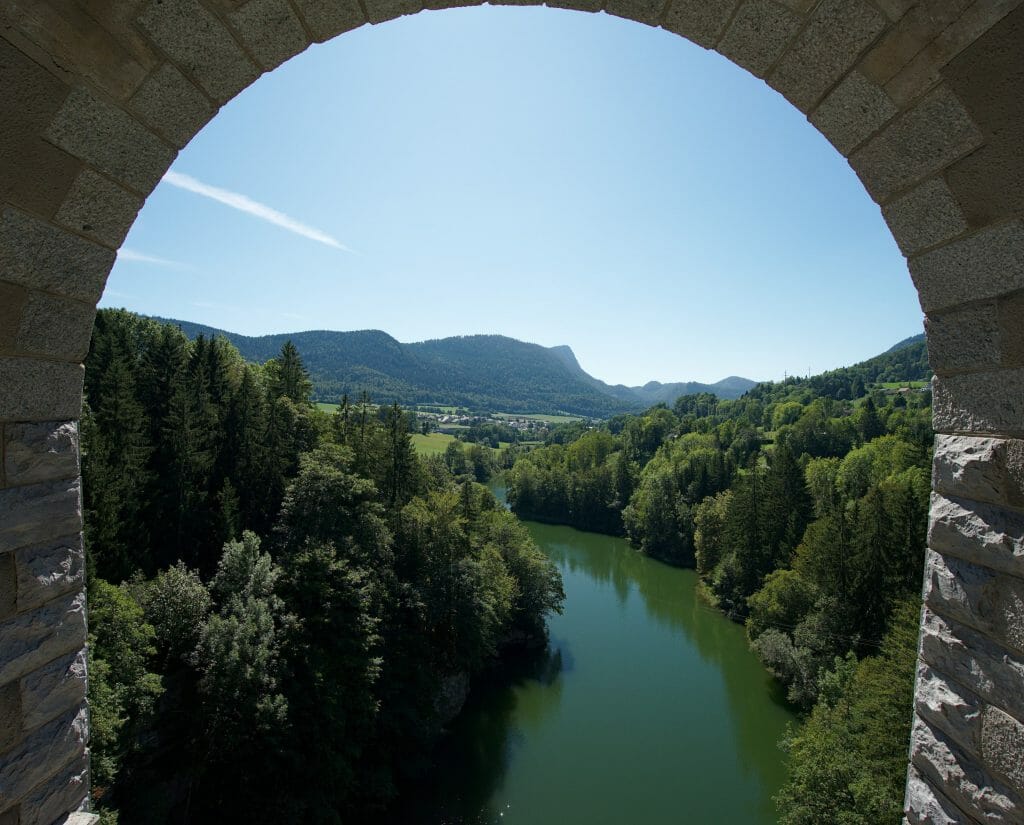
[1,2,1022,822]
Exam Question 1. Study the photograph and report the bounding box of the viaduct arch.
[1,1,1022,822]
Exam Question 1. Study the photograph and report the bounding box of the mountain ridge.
[149,317,758,416]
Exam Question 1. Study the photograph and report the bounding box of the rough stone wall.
[0,1,1021,823]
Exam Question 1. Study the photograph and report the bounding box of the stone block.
[0,209,114,304]
[904,763,977,825]
[924,303,1000,375]
[913,662,983,771]
[4,423,79,489]
[910,714,1024,821]
[0,593,86,688]
[767,0,886,113]
[0,359,84,424]
[229,0,311,70]
[0,480,81,557]
[981,705,1024,791]
[882,177,969,257]
[716,1,801,78]
[0,283,30,352]
[605,0,661,24]
[661,0,739,49]
[65,815,100,825]
[923,549,1024,658]
[55,169,143,250]
[919,606,1024,726]
[932,434,1024,511]
[0,38,79,221]
[291,0,367,41]
[850,85,984,203]
[0,803,16,825]
[18,748,88,825]
[0,555,15,623]
[362,0,424,24]
[932,369,1024,438]
[0,682,21,754]
[129,63,216,150]
[45,87,175,197]
[544,0,602,12]
[15,294,96,363]
[928,492,1024,579]
[909,221,1024,315]
[997,291,1024,368]
[809,69,896,156]
[137,0,261,103]
[15,535,85,614]
[20,649,86,733]
[0,706,86,809]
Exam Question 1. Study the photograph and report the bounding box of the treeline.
[505,361,932,823]
[82,310,564,824]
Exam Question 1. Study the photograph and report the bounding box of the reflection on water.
[392,484,794,825]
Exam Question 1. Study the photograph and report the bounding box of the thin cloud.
[117,248,189,267]
[163,170,351,252]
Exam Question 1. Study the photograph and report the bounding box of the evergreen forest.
[81,310,564,824]
[504,340,932,824]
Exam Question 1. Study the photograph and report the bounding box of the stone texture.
[0,209,114,304]
[45,87,175,197]
[905,763,979,825]
[3,423,79,489]
[362,0,424,24]
[982,705,1024,792]
[0,283,30,353]
[850,85,984,203]
[767,0,886,112]
[55,169,143,250]
[0,555,15,623]
[944,6,1024,230]
[543,0,602,12]
[882,177,970,257]
[924,549,1024,657]
[20,650,87,732]
[932,370,1024,438]
[65,815,100,825]
[661,0,739,49]
[0,807,17,825]
[909,221,1024,314]
[932,434,1024,511]
[910,714,1024,822]
[717,1,801,78]
[809,69,897,156]
[15,536,85,614]
[229,0,311,70]
[0,707,87,814]
[997,291,1024,368]
[0,37,79,221]
[137,0,261,103]
[292,0,367,41]
[18,749,88,825]
[605,0,662,24]
[129,63,216,150]
[924,303,1000,375]
[919,606,1024,726]
[0,481,81,557]
[0,593,86,688]
[928,493,1024,579]
[15,295,96,363]
[0,682,21,754]
[0,360,84,434]
[913,661,984,760]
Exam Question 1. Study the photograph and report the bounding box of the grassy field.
[315,402,339,413]
[411,432,458,456]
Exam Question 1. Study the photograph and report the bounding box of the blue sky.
[102,6,923,386]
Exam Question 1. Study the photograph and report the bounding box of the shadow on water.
[386,643,567,825]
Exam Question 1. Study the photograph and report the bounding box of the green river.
[401,483,796,824]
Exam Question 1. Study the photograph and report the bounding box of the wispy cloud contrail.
[162,170,351,251]
[117,248,189,267]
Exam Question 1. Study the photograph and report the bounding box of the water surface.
[401,485,795,824]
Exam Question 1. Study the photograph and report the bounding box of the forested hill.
[151,317,756,416]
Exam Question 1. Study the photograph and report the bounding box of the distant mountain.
[884,332,926,354]
[152,318,755,417]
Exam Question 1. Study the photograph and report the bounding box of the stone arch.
[1,2,1022,822]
